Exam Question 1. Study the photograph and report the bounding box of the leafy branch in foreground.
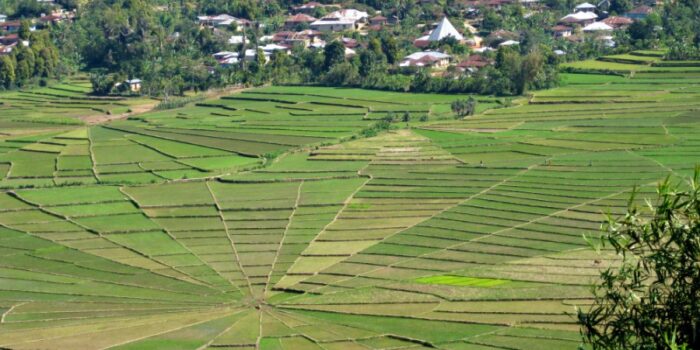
[579,168,700,350]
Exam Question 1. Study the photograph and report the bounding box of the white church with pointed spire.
[414,17,465,48]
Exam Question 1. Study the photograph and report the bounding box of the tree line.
[0,20,60,89]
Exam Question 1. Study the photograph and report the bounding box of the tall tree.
[323,41,346,71]
[18,19,31,41]
[381,36,398,65]
[0,56,16,88]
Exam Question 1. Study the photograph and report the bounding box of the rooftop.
[427,17,464,42]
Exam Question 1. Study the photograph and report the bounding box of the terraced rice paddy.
[0,60,699,349]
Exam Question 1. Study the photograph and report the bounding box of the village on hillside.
[0,0,667,96]
[207,0,656,75]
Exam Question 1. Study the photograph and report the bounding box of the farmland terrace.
[0,60,699,349]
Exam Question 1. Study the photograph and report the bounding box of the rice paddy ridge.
[0,57,699,349]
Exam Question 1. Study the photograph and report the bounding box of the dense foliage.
[1,0,698,94]
[579,171,700,350]
[451,96,477,118]
[0,22,60,88]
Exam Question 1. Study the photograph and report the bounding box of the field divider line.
[0,251,216,299]
[301,162,545,290]
[94,308,244,350]
[2,306,227,349]
[8,187,216,290]
[195,308,250,350]
[205,180,257,300]
[276,162,373,286]
[264,180,304,296]
[1,302,26,324]
[87,127,100,182]
[383,177,666,272]
[118,187,240,293]
[51,150,59,187]
[3,192,216,290]
[255,308,263,350]
[135,162,169,180]
[267,307,378,339]
[627,148,685,182]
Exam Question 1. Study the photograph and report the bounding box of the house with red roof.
[602,16,633,29]
[400,51,452,69]
[284,14,317,29]
[457,55,492,73]
[552,25,573,38]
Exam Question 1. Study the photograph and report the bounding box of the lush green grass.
[0,59,699,349]
[415,275,510,287]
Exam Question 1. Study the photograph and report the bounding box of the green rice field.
[0,59,699,349]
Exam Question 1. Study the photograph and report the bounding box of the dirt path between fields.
[79,85,249,125]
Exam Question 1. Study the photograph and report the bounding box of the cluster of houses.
[208,1,656,75]
[197,14,251,29]
[0,9,73,56]
[552,2,652,46]
[211,7,381,66]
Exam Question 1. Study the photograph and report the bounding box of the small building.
[310,9,368,32]
[341,37,359,49]
[457,55,492,73]
[461,0,515,10]
[399,51,452,68]
[560,11,598,26]
[198,14,250,29]
[324,9,369,23]
[599,35,615,47]
[231,44,288,64]
[0,33,18,45]
[583,21,613,32]
[428,17,464,41]
[37,13,66,27]
[370,15,387,26]
[261,43,290,54]
[0,20,21,32]
[552,25,573,38]
[0,45,11,55]
[624,5,653,20]
[0,14,7,22]
[473,46,496,53]
[292,2,340,14]
[414,17,464,48]
[499,39,520,46]
[284,14,317,29]
[344,47,356,58]
[310,18,355,32]
[228,35,247,45]
[271,30,322,48]
[485,29,519,47]
[125,79,142,93]
[243,49,265,63]
[574,2,597,13]
[213,51,239,66]
[602,16,633,29]
[520,0,540,7]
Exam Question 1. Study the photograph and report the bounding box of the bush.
[579,169,700,350]
[155,95,206,110]
[360,119,391,138]
[451,96,477,119]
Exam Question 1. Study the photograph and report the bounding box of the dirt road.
[78,85,249,125]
